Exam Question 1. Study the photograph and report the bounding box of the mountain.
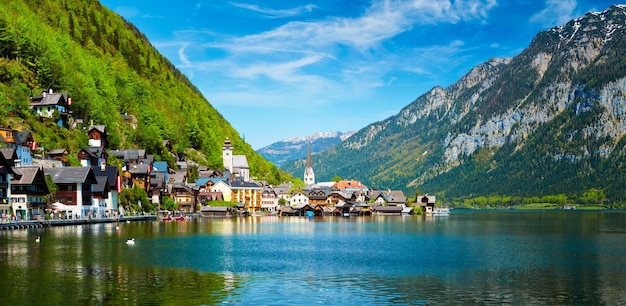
[257,131,356,167]
[282,4,626,204]
[0,0,290,184]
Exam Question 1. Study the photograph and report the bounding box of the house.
[29,89,71,127]
[289,189,309,207]
[77,146,107,167]
[92,165,121,215]
[209,180,232,202]
[45,167,98,218]
[260,186,278,212]
[124,163,151,191]
[12,131,35,166]
[10,166,49,220]
[308,186,330,206]
[230,179,262,212]
[272,182,293,204]
[171,184,197,213]
[46,148,69,164]
[419,195,437,214]
[91,176,110,216]
[0,152,16,217]
[150,171,165,204]
[374,190,408,207]
[327,190,350,205]
[87,125,107,148]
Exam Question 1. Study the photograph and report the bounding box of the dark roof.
[0,148,18,166]
[13,131,32,145]
[93,165,119,189]
[230,180,261,189]
[45,167,97,184]
[92,176,110,193]
[79,146,105,159]
[10,166,38,185]
[30,92,69,107]
[128,163,150,174]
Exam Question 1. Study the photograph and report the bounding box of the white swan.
[125,238,135,245]
[35,236,40,243]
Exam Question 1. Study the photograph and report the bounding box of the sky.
[99,0,620,149]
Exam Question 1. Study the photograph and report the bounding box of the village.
[0,89,438,224]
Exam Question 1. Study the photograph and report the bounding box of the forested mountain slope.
[282,4,626,204]
[0,0,289,184]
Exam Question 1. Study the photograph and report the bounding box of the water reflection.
[1,212,625,304]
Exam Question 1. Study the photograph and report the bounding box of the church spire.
[304,139,315,186]
[306,140,312,169]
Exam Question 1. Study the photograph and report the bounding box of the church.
[304,140,315,186]
[222,137,250,182]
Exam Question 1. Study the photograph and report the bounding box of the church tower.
[222,137,233,173]
[304,140,315,186]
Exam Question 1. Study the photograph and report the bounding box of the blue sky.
[100,0,619,149]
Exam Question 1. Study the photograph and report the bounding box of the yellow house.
[230,180,262,212]
[211,180,232,202]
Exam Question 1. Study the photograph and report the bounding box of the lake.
[1,210,625,305]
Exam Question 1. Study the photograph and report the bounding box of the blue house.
[29,90,71,127]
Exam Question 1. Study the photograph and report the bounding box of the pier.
[0,215,156,231]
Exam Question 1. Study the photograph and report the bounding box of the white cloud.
[230,2,316,18]
[530,0,578,27]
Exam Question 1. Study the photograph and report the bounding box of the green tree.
[45,174,58,205]
[331,175,342,182]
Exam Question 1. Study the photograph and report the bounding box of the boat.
[432,207,450,216]
[175,215,188,221]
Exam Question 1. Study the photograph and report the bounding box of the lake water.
[1,211,626,305]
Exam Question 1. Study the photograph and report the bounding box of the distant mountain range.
[257,131,356,167]
[282,4,626,203]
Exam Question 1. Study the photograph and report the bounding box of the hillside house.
[29,90,71,127]
[87,125,107,148]
[46,148,69,165]
[77,146,107,167]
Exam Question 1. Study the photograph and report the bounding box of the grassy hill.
[0,0,290,184]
